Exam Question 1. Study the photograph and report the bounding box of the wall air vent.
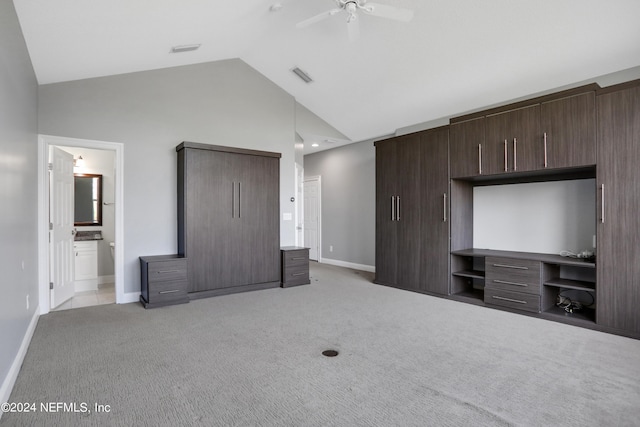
[170,44,201,53]
[291,67,313,83]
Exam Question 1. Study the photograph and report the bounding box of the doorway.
[304,176,321,261]
[38,135,124,314]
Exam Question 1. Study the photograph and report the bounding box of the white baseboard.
[320,258,375,273]
[98,275,115,285]
[75,279,98,292]
[119,292,141,304]
[0,307,40,419]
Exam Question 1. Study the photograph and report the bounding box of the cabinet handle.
[443,193,447,222]
[391,196,395,221]
[600,184,605,224]
[543,132,548,168]
[157,269,182,274]
[513,138,517,171]
[291,257,307,260]
[292,272,307,276]
[504,140,508,171]
[493,279,528,287]
[492,295,527,305]
[396,196,400,221]
[159,289,181,294]
[238,182,241,219]
[492,263,529,270]
[232,182,235,218]
[478,143,482,174]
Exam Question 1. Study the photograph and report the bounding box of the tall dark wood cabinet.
[596,82,640,334]
[374,127,449,295]
[177,142,281,298]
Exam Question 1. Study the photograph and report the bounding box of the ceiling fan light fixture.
[170,44,201,54]
[291,67,313,83]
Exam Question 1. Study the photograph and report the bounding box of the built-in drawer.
[485,256,541,295]
[485,287,541,313]
[146,259,188,283]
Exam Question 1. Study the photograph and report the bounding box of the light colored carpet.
[4,262,640,426]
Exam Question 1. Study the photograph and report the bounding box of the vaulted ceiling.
[13,0,640,147]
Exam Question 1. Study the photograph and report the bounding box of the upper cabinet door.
[540,92,596,169]
[450,117,485,178]
[485,104,542,173]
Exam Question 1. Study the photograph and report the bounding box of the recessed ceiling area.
[13,0,640,148]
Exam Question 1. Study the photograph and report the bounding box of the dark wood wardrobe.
[177,142,281,298]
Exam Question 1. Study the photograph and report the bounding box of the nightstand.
[281,247,310,288]
[139,255,189,308]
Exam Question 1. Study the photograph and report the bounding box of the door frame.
[303,175,322,262]
[38,134,125,314]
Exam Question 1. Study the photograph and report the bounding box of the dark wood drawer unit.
[140,255,189,308]
[485,287,541,313]
[485,256,542,313]
[281,247,310,287]
[485,256,542,295]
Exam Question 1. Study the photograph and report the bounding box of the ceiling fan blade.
[296,8,342,28]
[361,3,414,22]
[347,17,360,42]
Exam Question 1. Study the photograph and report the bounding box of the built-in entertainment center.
[375,79,640,339]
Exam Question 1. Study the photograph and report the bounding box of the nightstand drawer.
[147,280,188,304]
[485,288,541,313]
[282,249,309,267]
[146,259,187,283]
[283,264,310,286]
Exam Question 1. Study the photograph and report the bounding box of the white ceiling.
[13,0,640,148]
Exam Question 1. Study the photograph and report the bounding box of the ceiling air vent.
[291,67,313,83]
[170,44,201,53]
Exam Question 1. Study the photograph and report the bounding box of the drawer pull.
[159,289,181,294]
[492,295,527,305]
[492,263,528,270]
[493,279,528,287]
[291,257,307,260]
[157,269,182,274]
[292,272,307,276]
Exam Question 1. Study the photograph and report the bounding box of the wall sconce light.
[74,156,85,168]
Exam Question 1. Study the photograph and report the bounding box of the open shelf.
[543,305,596,324]
[544,278,595,292]
[452,270,485,280]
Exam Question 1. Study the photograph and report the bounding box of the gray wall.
[0,0,39,401]
[38,59,298,294]
[304,140,376,267]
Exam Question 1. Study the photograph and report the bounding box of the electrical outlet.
[26,294,29,310]
[21,260,25,270]
[329,245,333,252]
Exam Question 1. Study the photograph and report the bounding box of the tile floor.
[52,283,115,311]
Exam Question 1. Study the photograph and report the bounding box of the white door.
[304,178,320,261]
[50,146,75,308]
[295,163,304,246]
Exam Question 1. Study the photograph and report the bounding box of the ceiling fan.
[296,0,414,41]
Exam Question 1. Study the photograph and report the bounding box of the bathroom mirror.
[74,173,102,226]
